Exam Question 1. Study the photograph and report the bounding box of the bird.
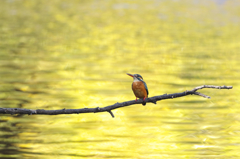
[127,73,149,105]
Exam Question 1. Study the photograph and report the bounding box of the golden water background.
[0,0,240,158]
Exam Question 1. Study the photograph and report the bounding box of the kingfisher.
[127,73,149,105]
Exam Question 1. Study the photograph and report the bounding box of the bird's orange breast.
[132,81,148,99]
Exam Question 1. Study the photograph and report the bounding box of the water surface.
[0,0,240,158]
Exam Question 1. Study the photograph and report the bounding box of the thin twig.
[0,85,233,118]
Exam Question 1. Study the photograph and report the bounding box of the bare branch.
[107,110,115,118]
[192,92,211,99]
[0,85,233,117]
[191,85,232,92]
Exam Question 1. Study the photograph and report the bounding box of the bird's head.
[127,73,143,81]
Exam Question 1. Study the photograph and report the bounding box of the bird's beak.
[126,73,134,77]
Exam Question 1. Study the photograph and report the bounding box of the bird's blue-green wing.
[143,81,149,96]
[137,76,149,96]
